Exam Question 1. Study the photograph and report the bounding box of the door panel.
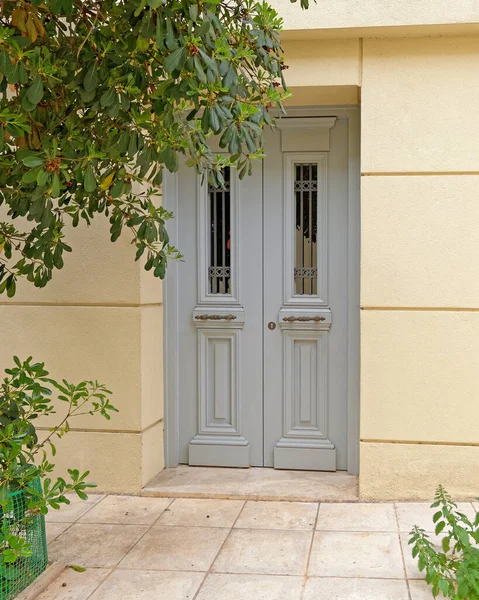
[177,161,263,467]
[263,118,350,470]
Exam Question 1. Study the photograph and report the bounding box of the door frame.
[163,105,360,474]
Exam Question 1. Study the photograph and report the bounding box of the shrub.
[409,485,479,599]
[0,356,116,596]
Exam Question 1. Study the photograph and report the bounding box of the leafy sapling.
[0,356,117,564]
[409,485,479,599]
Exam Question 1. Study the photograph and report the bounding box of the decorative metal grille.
[209,168,231,294]
[294,163,318,295]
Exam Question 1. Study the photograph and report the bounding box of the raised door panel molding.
[274,330,336,471]
[189,328,250,467]
[192,307,245,329]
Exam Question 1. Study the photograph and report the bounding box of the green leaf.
[0,482,10,507]
[0,51,14,78]
[164,47,187,73]
[27,75,44,105]
[69,565,86,573]
[155,14,165,49]
[84,164,97,193]
[37,168,49,187]
[83,64,98,92]
[100,87,116,107]
[22,155,44,168]
[194,55,207,83]
[51,172,61,197]
[147,0,163,6]
[134,0,147,17]
[434,521,445,535]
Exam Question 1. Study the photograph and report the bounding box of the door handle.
[282,316,326,322]
[194,314,237,321]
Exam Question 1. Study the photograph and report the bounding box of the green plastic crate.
[0,479,48,600]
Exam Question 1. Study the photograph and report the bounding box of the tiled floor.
[38,494,479,599]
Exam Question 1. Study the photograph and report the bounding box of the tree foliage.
[0,0,304,295]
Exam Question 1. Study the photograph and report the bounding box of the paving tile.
[46,522,70,543]
[303,577,410,600]
[79,495,173,525]
[409,579,446,599]
[89,569,204,600]
[317,503,397,532]
[235,501,317,531]
[120,526,229,572]
[308,531,404,579]
[395,502,476,533]
[46,494,104,523]
[196,573,303,600]
[212,529,312,576]
[157,498,244,528]
[48,523,147,568]
[473,502,479,512]
[37,567,111,600]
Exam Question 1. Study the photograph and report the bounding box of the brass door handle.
[282,316,326,322]
[195,314,237,321]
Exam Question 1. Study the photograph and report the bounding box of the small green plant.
[0,356,117,570]
[409,485,479,599]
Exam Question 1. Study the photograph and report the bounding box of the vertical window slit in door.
[294,162,318,296]
[208,167,231,295]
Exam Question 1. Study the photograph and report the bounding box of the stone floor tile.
[212,529,312,576]
[395,502,476,533]
[37,568,111,600]
[120,526,229,572]
[317,503,397,532]
[79,495,173,525]
[48,523,147,568]
[308,531,404,579]
[303,577,410,600]
[235,501,317,531]
[157,498,244,528]
[473,502,479,512]
[88,569,204,600]
[46,494,104,523]
[409,579,445,599]
[196,573,303,600]
[46,522,70,543]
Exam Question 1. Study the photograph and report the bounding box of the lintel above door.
[276,117,337,152]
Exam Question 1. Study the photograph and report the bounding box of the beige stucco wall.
[271,0,479,38]
[0,217,164,494]
[360,35,479,500]
[2,19,478,501]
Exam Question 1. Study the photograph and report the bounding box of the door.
[175,115,352,470]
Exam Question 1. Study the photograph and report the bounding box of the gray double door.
[176,116,350,471]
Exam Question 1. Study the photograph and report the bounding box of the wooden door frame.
[162,105,360,475]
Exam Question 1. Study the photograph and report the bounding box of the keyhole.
[268,322,276,330]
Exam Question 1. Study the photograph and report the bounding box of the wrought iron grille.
[294,163,318,295]
[209,168,231,294]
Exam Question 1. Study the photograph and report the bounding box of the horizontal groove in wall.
[37,418,163,436]
[362,439,479,448]
[0,301,162,308]
[362,171,479,177]
[361,306,479,312]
